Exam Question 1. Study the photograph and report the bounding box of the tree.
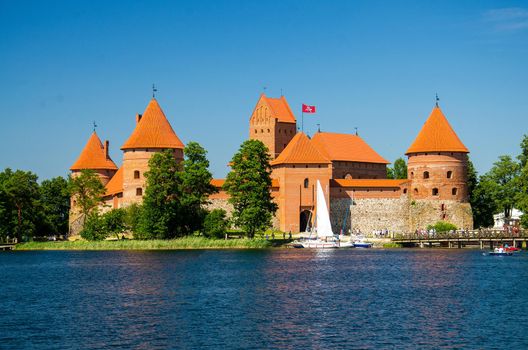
[387,158,407,179]
[68,170,105,224]
[516,135,528,228]
[40,176,70,236]
[470,176,496,228]
[136,150,182,239]
[1,169,41,241]
[179,142,217,233]
[102,208,128,240]
[485,155,520,219]
[203,209,229,238]
[80,213,106,241]
[518,134,528,168]
[223,140,277,238]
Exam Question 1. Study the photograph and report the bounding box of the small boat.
[487,247,513,256]
[292,180,352,249]
[352,235,373,248]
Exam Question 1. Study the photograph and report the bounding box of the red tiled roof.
[311,132,389,164]
[271,132,331,165]
[121,98,184,150]
[406,106,469,154]
[252,94,296,124]
[70,132,118,171]
[332,179,408,188]
[211,178,279,188]
[105,167,123,196]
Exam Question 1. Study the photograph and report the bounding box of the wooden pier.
[392,229,528,249]
[0,238,17,251]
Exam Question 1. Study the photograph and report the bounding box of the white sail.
[315,180,334,237]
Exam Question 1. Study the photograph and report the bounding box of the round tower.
[120,98,184,206]
[406,105,469,202]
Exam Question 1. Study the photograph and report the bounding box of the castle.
[69,94,473,235]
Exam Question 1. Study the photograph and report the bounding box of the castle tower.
[406,105,469,202]
[249,94,297,159]
[121,98,184,206]
[270,132,332,232]
[70,131,118,184]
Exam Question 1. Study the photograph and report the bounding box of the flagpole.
[301,109,304,133]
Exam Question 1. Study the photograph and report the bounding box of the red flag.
[302,104,316,113]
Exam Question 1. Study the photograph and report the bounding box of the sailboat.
[294,180,352,249]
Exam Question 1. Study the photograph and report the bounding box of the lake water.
[1,249,528,349]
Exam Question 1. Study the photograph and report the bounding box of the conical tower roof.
[121,98,184,150]
[70,131,118,171]
[271,132,330,165]
[406,106,468,155]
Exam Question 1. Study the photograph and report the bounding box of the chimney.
[136,113,142,124]
[104,140,110,159]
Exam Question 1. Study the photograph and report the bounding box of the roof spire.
[93,120,97,132]
[435,93,440,107]
[152,83,157,98]
[354,126,358,136]
[317,123,321,132]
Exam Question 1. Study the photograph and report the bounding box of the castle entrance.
[299,210,312,233]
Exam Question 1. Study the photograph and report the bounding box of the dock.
[392,229,528,249]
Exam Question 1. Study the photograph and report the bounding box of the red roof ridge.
[104,167,123,196]
[271,132,331,165]
[121,98,184,150]
[70,131,118,171]
[406,106,469,154]
[311,132,389,164]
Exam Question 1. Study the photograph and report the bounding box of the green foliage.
[0,168,41,241]
[518,134,528,168]
[203,209,228,238]
[80,209,128,241]
[471,176,496,228]
[179,142,217,233]
[39,176,70,235]
[68,170,105,220]
[387,157,407,179]
[80,213,106,241]
[427,221,457,233]
[224,140,277,238]
[124,203,142,233]
[484,155,520,219]
[136,150,182,239]
[15,236,273,250]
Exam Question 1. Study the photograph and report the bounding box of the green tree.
[102,208,128,239]
[223,140,277,238]
[40,176,70,235]
[386,158,407,179]
[470,176,496,228]
[124,203,142,234]
[516,135,528,228]
[203,208,229,238]
[136,150,182,239]
[80,213,106,241]
[518,134,528,168]
[179,142,217,233]
[1,169,41,241]
[68,170,105,224]
[485,155,520,219]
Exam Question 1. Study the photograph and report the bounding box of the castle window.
[345,173,352,179]
[403,188,407,194]
[304,178,309,189]
[414,188,418,195]
[423,171,430,179]
[305,165,308,168]
[268,129,270,133]
[278,129,281,133]
[134,170,140,179]
[255,129,257,134]
[261,129,264,133]
[432,188,439,196]
[411,172,414,178]
[136,188,143,196]
[447,171,453,179]
[452,188,458,195]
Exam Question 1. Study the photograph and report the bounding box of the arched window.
[267,129,270,133]
[304,178,309,189]
[432,188,439,196]
[447,171,453,179]
[414,188,418,195]
[423,171,430,179]
[403,188,407,194]
[344,173,352,179]
[136,188,143,196]
[254,129,257,134]
[411,172,414,179]
[452,188,458,195]
[134,170,140,179]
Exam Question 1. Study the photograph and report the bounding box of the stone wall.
[206,198,280,231]
[408,199,473,231]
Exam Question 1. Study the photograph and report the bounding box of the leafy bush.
[80,209,128,241]
[203,209,228,238]
[80,213,106,241]
[427,221,457,233]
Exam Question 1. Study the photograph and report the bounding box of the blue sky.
[1,0,527,180]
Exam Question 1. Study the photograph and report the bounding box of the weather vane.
[354,126,358,136]
[152,84,158,98]
[435,93,440,107]
[93,121,97,132]
[317,123,321,132]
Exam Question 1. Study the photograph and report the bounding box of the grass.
[15,236,273,250]
[382,242,403,248]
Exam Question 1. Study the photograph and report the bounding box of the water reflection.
[1,249,528,349]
